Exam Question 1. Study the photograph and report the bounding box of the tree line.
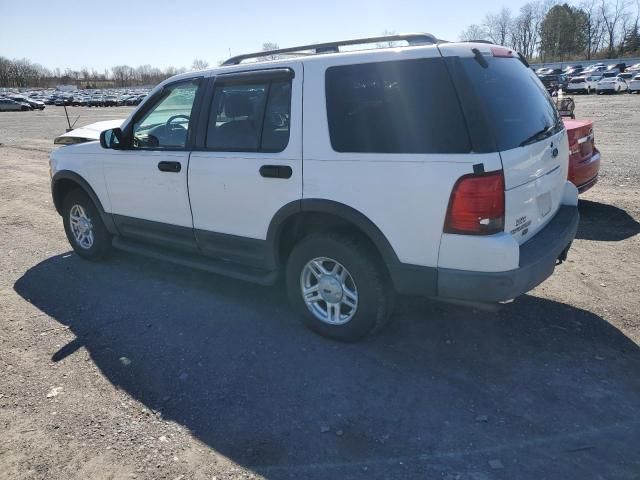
[460,0,640,62]
[0,58,211,89]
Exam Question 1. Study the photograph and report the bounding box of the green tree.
[540,4,589,60]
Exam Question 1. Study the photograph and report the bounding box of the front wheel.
[286,233,394,341]
[62,189,112,260]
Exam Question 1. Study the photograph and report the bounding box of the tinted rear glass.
[456,57,561,151]
[325,58,471,154]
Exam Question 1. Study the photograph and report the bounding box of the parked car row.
[536,61,640,78]
[48,91,148,107]
[565,72,640,94]
[537,62,640,95]
[0,87,149,110]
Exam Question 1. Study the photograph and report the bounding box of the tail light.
[444,171,505,235]
[569,139,580,156]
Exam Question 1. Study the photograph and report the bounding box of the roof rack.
[463,39,495,44]
[222,33,439,66]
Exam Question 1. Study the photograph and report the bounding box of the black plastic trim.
[437,205,579,302]
[51,170,118,235]
[264,199,436,294]
[195,229,270,269]
[113,236,277,286]
[112,214,199,253]
[214,68,295,84]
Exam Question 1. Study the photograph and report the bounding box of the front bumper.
[436,205,579,302]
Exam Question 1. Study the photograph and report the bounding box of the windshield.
[456,56,562,152]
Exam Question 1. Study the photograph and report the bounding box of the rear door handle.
[158,161,181,173]
[260,165,292,179]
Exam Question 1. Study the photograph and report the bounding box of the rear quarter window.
[325,58,471,154]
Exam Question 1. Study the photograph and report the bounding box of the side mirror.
[100,127,123,149]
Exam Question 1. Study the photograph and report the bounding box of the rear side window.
[206,80,291,152]
[325,58,471,154]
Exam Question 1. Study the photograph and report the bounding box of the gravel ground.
[0,97,639,480]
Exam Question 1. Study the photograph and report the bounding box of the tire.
[62,189,112,261]
[285,232,395,341]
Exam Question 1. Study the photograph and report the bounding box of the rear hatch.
[440,43,568,245]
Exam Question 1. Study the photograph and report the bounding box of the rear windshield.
[569,78,585,83]
[453,56,562,152]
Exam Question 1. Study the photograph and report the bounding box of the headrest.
[224,94,253,118]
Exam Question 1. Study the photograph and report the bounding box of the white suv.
[50,34,579,341]
[566,75,601,94]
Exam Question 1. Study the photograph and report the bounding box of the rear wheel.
[62,189,111,261]
[285,233,394,341]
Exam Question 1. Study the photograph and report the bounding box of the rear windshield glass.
[325,58,471,154]
[456,56,561,151]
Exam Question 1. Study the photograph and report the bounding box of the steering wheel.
[165,114,190,132]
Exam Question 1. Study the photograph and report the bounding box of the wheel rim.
[69,204,94,249]
[300,257,358,325]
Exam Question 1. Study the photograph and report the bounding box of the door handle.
[158,161,181,173]
[260,165,292,179]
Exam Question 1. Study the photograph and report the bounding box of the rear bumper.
[570,149,601,193]
[436,205,579,302]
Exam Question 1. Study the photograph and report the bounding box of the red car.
[563,118,600,193]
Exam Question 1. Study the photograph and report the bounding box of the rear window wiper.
[471,48,488,68]
[519,125,553,147]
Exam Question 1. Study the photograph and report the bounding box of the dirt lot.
[1,97,639,480]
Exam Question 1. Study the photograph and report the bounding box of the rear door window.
[206,79,291,152]
[325,58,471,154]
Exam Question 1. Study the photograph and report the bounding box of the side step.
[112,236,278,286]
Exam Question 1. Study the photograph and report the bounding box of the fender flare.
[266,199,401,268]
[51,170,118,234]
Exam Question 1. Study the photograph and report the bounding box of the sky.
[1,0,530,71]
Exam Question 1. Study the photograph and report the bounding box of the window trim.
[124,76,204,152]
[202,69,293,153]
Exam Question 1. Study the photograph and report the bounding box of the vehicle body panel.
[188,62,304,243]
[302,45,502,268]
[564,118,600,193]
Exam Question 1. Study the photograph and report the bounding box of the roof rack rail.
[464,39,495,44]
[222,33,439,66]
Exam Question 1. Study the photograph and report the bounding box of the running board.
[112,236,278,286]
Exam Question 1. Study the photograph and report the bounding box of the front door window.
[132,79,200,149]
